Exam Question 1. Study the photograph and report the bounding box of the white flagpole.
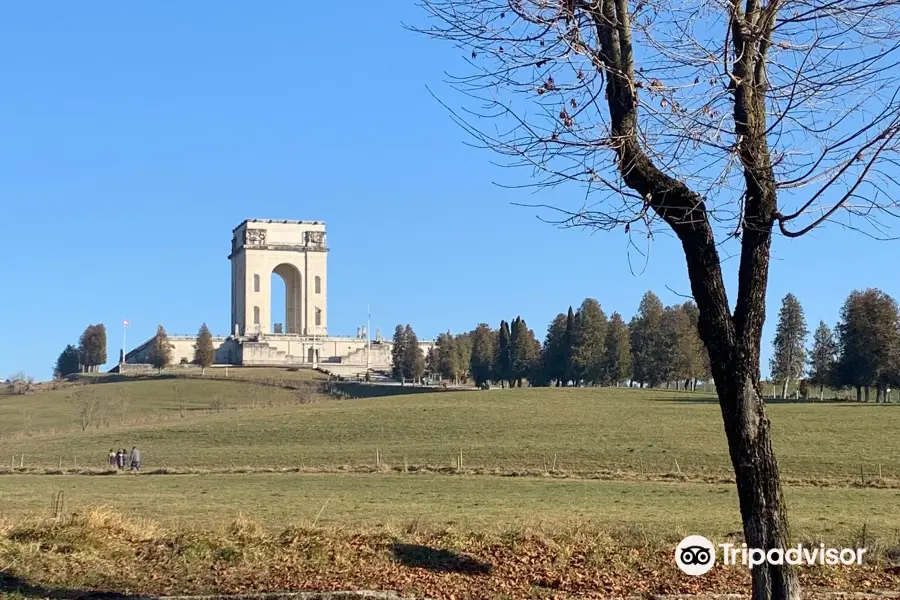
[366,304,371,374]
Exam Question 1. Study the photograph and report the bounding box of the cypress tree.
[571,298,607,385]
[603,313,632,386]
[510,316,539,387]
[148,324,173,374]
[562,307,577,386]
[193,323,215,375]
[541,313,568,386]
[469,323,496,387]
[402,325,425,383]
[630,291,665,387]
[390,324,407,383]
[453,332,472,384]
[495,320,512,387]
[78,324,108,373]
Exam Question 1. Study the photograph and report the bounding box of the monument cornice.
[228,245,329,259]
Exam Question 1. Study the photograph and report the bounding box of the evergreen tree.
[769,293,808,399]
[78,324,108,373]
[510,317,540,387]
[402,325,426,383]
[54,344,81,378]
[680,301,711,388]
[525,332,544,386]
[433,331,455,381]
[390,324,407,383]
[495,320,512,387]
[541,313,568,386]
[662,302,708,390]
[808,321,836,401]
[425,347,438,379]
[148,324,173,373]
[562,306,577,385]
[835,289,900,401]
[571,298,607,385]
[469,323,496,387]
[193,323,215,375]
[603,312,632,386]
[657,305,681,386]
[630,291,665,387]
[452,332,473,384]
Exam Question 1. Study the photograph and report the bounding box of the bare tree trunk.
[720,376,798,599]
[865,386,870,402]
[781,377,789,400]
[818,385,824,402]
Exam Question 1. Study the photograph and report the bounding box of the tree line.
[395,286,900,400]
[770,288,900,402]
[392,291,711,390]
[53,322,216,377]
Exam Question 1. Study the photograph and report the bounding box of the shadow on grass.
[337,383,467,399]
[0,572,143,599]
[389,542,492,575]
[647,395,882,405]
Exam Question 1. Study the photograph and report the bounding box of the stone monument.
[227,219,328,337]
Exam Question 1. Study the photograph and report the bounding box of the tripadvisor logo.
[675,535,867,576]
[675,535,716,576]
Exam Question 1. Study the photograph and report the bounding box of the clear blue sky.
[1,2,896,380]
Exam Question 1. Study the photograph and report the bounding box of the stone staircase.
[240,341,306,366]
[339,343,392,367]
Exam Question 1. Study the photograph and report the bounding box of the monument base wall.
[124,333,434,373]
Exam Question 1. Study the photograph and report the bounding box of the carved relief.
[244,228,267,246]
[305,231,325,247]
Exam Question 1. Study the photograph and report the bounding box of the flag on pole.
[124,320,130,327]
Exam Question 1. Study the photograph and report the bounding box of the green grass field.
[3,473,898,547]
[3,376,900,597]
[2,379,899,482]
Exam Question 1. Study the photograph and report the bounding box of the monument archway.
[272,263,303,334]
[229,219,329,337]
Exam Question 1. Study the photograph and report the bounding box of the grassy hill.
[2,377,899,481]
[0,375,311,440]
[4,375,900,597]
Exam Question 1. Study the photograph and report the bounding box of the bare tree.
[7,372,35,395]
[71,389,105,432]
[414,2,900,598]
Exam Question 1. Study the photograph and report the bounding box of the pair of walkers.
[107,447,141,471]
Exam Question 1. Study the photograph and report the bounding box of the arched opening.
[253,306,260,325]
[307,348,318,363]
[272,263,303,334]
[315,307,322,326]
[253,274,260,293]
[270,272,286,332]
[315,275,321,294]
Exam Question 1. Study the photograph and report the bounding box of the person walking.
[108,448,116,468]
[129,446,141,471]
[116,448,125,471]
